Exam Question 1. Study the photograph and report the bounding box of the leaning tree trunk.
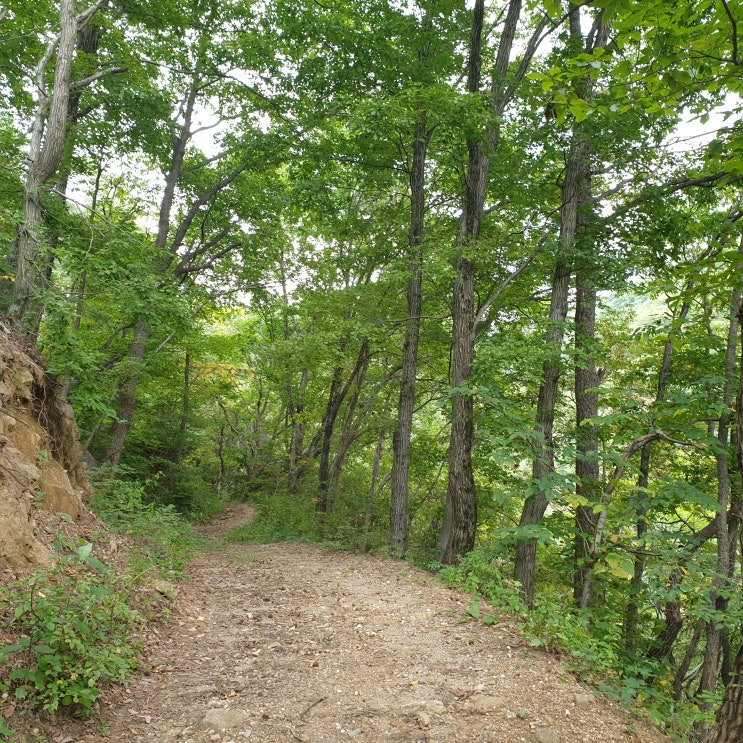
[316,338,370,512]
[102,78,198,465]
[12,0,77,335]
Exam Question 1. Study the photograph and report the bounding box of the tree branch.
[71,66,127,91]
[720,0,740,65]
[474,247,540,327]
[167,165,247,255]
[173,242,241,277]
[605,429,706,501]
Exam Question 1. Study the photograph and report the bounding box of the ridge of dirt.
[9,505,674,743]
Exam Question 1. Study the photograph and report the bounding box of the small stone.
[531,729,561,743]
[150,579,177,600]
[573,693,594,708]
[401,699,447,716]
[415,711,431,727]
[468,694,507,713]
[402,699,446,727]
[199,709,252,731]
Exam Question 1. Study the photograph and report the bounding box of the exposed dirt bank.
[10,504,674,743]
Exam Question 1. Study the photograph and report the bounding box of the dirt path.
[30,505,672,743]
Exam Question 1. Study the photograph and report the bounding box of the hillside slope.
[0,322,91,568]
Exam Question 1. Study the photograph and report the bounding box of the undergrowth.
[437,547,712,741]
[0,538,142,721]
[89,468,200,577]
[226,491,317,544]
[0,471,201,739]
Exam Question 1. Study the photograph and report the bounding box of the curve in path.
[49,505,670,743]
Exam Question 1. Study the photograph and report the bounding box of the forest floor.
[11,504,674,743]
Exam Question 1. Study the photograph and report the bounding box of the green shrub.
[0,539,143,716]
[227,493,317,544]
[90,468,199,576]
[438,547,528,620]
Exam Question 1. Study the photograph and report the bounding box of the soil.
[6,504,674,743]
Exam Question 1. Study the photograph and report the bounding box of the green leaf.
[76,543,93,560]
[604,553,635,580]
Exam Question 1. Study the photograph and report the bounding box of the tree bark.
[390,115,428,558]
[696,280,741,738]
[441,0,526,564]
[12,0,78,334]
[512,231,574,604]
[573,273,600,607]
[705,643,743,743]
[440,0,487,564]
[513,8,608,607]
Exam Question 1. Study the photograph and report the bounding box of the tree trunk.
[705,643,743,743]
[330,349,370,492]
[573,262,600,607]
[512,252,572,604]
[364,422,389,553]
[624,294,692,646]
[101,77,199,464]
[441,0,524,563]
[696,283,741,739]
[103,317,149,465]
[390,115,428,558]
[513,8,608,607]
[443,253,477,563]
[710,263,743,742]
[288,370,310,493]
[12,0,78,335]
[439,0,486,564]
[317,338,370,512]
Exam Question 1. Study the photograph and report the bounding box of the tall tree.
[440,0,547,563]
[10,0,124,336]
[513,6,609,606]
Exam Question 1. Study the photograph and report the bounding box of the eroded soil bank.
[12,505,672,743]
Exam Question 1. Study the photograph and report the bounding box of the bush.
[227,492,317,544]
[0,539,143,716]
[90,468,200,577]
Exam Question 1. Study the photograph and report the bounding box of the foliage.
[0,539,143,716]
[89,468,200,576]
[2,0,743,735]
[226,492,318,545]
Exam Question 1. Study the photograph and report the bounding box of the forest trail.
[43,505,672,743]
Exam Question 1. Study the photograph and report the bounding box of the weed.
[0,539,143,716]
[89,469,199,577]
